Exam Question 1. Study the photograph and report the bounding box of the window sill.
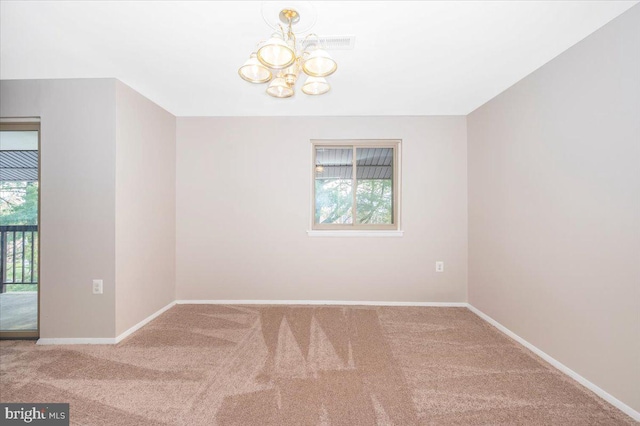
[307,230,404,237]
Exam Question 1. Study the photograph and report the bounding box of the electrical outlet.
[435,261,444,272]
[92,279,103,294]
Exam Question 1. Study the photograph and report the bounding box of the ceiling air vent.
[302,35,356,50]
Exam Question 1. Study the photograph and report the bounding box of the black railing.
[0,225,38,293]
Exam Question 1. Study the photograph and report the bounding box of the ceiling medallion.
[238,2,339,98]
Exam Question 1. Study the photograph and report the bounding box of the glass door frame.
[0,121,40,339]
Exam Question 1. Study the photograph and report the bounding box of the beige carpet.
[0,305,634,425]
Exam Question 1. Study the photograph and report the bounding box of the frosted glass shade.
[302,76,330,95]
[238,53,272,83]
[266,77,294,98]
[302,49,337,77]
[257,36,296,69]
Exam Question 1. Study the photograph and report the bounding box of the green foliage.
[1,181,39,291]
[4,230,38,285]
[315,179,353,224]
[315,178,392,225]
[4,284,37,292]
[0,181,38,225]
[356,179,392,224]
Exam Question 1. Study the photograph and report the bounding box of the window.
[312,140,400,231]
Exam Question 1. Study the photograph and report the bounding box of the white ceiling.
[1,1,637,116]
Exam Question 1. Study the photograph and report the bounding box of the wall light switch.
[435,261,444,273]
[92,279,103,294]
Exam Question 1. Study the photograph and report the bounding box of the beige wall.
[0,78,178,339]
[468,5,640,412]
[114,81,176,335]
[1,79,117,338]
[176,116,467,302]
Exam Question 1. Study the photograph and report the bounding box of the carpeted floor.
[0,305,634,425]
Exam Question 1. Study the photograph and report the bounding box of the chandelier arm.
[301,33,323,51]
[301,33,314,45]
[309,33,322,45]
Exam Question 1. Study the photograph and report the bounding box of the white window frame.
[309,139,402,235]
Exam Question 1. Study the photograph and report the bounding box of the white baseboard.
[467,304,640,422]
[175,299,468,307]
[115,301,176,344]
[37,337,117,345]
[36,301,176,346]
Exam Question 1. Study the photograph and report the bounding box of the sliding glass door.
[0,122,40,338]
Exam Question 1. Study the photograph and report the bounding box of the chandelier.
[238,7,337,98]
